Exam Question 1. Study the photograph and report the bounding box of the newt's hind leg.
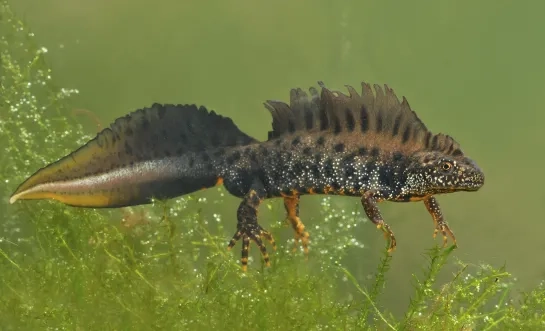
[283,195,310,257]
[423,196,457,248]
[227,189,276,272]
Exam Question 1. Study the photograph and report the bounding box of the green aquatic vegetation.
[1,1,545,329]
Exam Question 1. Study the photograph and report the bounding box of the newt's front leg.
[227,187,276,272]
[283,195,310,257]
[361,190,397,252]
[424,196,457,248]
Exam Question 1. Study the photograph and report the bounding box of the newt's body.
[9,81,485,271]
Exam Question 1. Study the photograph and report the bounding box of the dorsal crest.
[264,81,463,156]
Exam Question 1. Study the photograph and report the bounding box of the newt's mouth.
[435,175,484,193]
[457,172,485,192]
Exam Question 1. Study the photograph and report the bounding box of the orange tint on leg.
[283,195,310,257]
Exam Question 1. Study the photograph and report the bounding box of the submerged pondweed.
[1,1,544,330]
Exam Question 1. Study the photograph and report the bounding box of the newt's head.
[402,150,485,197]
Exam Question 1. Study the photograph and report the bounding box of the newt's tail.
[9,104,257,208]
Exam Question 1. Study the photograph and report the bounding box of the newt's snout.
[460,159,485,191]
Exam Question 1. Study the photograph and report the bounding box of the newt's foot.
[282,196,310,257]
[227,223,276,272]
[376,223,397,252]
[286,216,310,257]
[433,220,457,248]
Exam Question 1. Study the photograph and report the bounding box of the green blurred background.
[7,0,545,317]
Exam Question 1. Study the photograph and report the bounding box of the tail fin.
[9,103,257,208]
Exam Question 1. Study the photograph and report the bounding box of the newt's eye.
[440,161,453,172]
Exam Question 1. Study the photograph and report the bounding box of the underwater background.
[1,0,545,329]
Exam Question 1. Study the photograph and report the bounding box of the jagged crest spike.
[264,81,463,156]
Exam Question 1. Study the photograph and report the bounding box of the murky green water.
[3,0,545,328]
